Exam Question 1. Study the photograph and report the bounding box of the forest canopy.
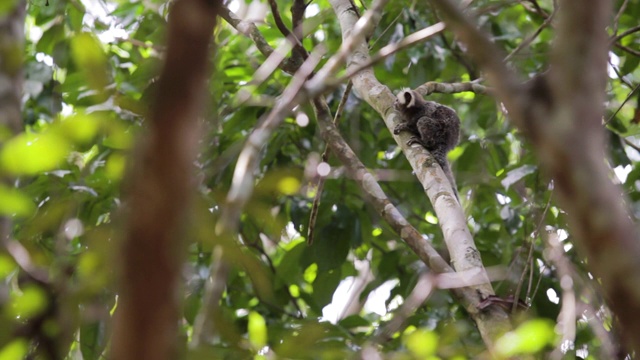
[1,0,640,358]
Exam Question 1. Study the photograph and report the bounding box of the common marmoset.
[393,88,460,199]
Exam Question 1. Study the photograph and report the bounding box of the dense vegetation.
[1,0,639,358]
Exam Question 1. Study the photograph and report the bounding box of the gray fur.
[394,89,460,199]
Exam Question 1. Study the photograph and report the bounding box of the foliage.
[0,0,638,358]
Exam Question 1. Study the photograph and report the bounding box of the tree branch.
[330,22,446,86]
[291,0,307,40]
[311,96,453,274]
[432,0,640,353]
[610,24,640,43]
[612,0,631,36]
[543,231,576,360]
[328,0,513,349]
[0,0,25,134]
[614,42,640,57]
[416,81,489,95]
[307,81,353,246]
[305,0,389,94]
[504,4,556,62]
[267,0,308,63]
[219,6,300,74]
[219,48,323,234]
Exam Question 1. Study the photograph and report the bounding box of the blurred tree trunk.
[0,0,24,135]
[0,0,24,243]
[110,0,220,359]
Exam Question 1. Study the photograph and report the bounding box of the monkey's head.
[394,88,421,111]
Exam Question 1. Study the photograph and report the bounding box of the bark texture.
[110,0,220,359]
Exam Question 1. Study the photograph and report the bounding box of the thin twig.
[267,0,308,62]
[612,0,631,37]
[525,0,549,18]
[511,241,534,313]
[438,32,478,79]
[608,58,634,89]
[219,6,299,74]
[246,238,304,316]
[330,22,446,87]
[368,10,402,49]
[504,6,556,62]
[190,246,229,347]
[530,263,545,300]
[372,273,434,342]
[291,0,307,40]
[623,138,640,154]
[604,82,640,125]
[307,81,353,245]
[544,231,576,360]
[521,187,554,303]
[526,253,534,299]
[611,24,640,43]
[268,0,294,39]
[221,47,325,233]
[306,0,390,94]
[614,42,640,57]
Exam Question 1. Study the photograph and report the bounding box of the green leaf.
[0,339,28,360]
[338,315,370,328]
[105,152,127,180]
[36,24,65,58]
[102,123,134,149]
[8,284,48,319]
[248,311,267,349]
[67,3,86,32]
[0,254,16,280]
[301,205,355,272]
[70,33,110,91]
[496,319,556,356]
[57,113,102,145]
[80,321,108,360]
[0,132,70,175]
[501,165,536,189]
[311,268,342,307]
[620,53,640,76]
[403,328,439,357]
[184,293,201,325]
[0,184,36,218]
[275,241,306,287]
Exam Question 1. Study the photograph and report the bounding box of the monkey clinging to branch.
[393,88,460,200]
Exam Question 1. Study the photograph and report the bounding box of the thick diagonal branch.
[328,0,512,348]
[431,0,640,353]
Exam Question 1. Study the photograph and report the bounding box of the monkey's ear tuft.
[404,91,415,107]
[396,90,407,105]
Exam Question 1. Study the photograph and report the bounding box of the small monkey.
[394,88,460,199]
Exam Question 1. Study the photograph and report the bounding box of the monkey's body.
[394,89,460,198]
